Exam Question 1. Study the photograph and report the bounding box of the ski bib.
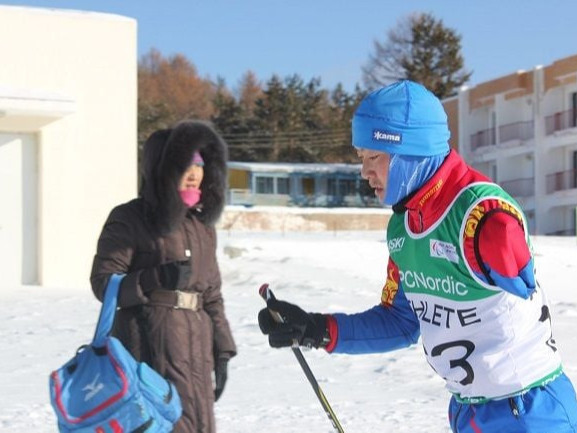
[387,182,562,402]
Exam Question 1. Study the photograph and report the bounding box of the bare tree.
[236,71,263,117]
[138,48,216,143]
[362,12,471,98]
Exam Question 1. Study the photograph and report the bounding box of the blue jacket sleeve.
[332,285,420,354]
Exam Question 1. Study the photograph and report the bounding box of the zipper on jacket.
[508,397,520,419]
[181,225,200,320]
[182,224,194,279]
[418,210,424,233]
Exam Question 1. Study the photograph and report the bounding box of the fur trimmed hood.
[140,120,228,233]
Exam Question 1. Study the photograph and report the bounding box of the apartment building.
[443,54,577,235]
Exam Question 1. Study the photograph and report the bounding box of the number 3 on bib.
[427,340,476,386]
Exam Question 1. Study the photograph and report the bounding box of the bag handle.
[92,274,125,348]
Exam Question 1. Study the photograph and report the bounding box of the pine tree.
[315,84,367,163]
[253,75,286,160]
[362,12,471,98]
[212,77,242,133]
[212,77,264,162]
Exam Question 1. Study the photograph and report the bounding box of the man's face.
[357,149,391,203]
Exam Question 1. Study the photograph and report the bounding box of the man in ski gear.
[92,120,237,433]
[258,80,577,432]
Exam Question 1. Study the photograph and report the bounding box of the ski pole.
[259,283,345,433]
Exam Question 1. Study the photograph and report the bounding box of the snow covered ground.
[1,230,576,432]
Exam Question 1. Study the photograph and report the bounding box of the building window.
[328,178,357,196]
[573,151,577,189]
[572,92,577,128]
[327,179,337,195]
[255,176,274,194]
[490,110,497,144]
[339,179,357,195]
[277,177,289,194]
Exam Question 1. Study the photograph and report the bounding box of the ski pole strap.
[92,273,125,347]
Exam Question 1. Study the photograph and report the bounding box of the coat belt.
[148,289,202,311]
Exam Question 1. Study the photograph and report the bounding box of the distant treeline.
[138,49,366,164]
[138,12,470,165]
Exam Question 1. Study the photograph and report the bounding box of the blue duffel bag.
[49,274,182,432]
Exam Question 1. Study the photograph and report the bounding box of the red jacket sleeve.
[478,210,531,278]
[469,207,536,298]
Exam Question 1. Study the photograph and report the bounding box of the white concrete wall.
[0,133,37,286]
[499,96,532,126]
[0,6,137,288]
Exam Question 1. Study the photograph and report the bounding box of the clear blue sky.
[2,0,577,93]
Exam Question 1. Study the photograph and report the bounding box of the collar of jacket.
[390,150,489,233]
[186,204,203,216]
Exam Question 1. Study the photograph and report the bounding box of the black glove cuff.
[303,313,329,349]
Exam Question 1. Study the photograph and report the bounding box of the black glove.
[157,260,192,290]
[258,297,328,349]
[214,357,228,402]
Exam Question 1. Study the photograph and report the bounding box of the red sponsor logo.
[382,260,400,306]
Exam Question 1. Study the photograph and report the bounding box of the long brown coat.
[91,121,236,433]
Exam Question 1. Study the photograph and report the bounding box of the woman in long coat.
[90,120,237,433]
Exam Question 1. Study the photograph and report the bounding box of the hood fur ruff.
[140,120,228,233]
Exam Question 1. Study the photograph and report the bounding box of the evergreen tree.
[253,75,287,160]
[318,84,367,163]
[362,12,471,98]
[212,78,243,133]
[137,49,371,164]
[212,77,265,162]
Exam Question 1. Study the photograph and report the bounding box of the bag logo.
[373,129,402,143]
[430,239,459,264]
[83,373,105,401]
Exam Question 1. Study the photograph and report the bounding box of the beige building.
[444,54,577,235]
[0,6,137,289]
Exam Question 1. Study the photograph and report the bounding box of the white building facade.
[0,6,137,289]
[444,55,577,235]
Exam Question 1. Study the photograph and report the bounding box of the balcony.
[546,168,577,193]
[470,128,496,150]
[546,228,576,236]
[545,109,577,135]
[499,120,534,143]
[500,177,534,198]
[470,121,534,151]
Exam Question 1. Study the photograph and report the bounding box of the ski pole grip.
[258,283,285,324]
[258,283,272,302]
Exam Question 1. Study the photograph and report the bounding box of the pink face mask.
[179,188,202,207]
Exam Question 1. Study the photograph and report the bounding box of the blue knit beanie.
[352,80,450,156]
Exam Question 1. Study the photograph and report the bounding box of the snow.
[1,230,576,432]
